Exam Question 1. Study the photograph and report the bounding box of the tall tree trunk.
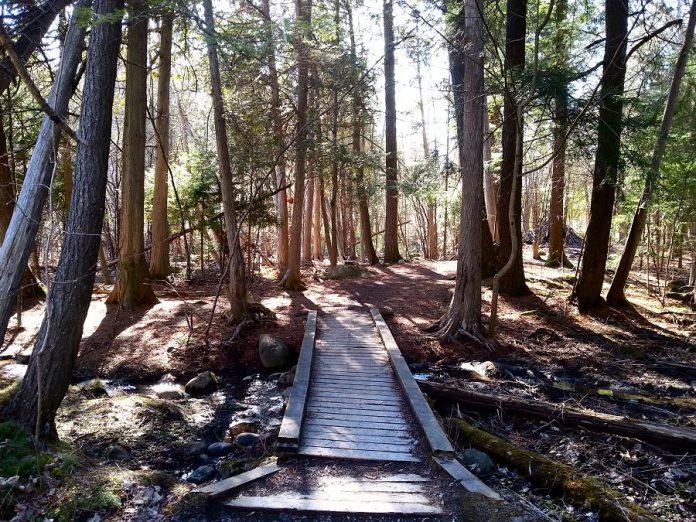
[438,0,487,343]
[496,0,528,295]
[3,0,123,437]
[416,57,437,260]
[302,175,314,262]
[348,33,378,269]
[261,0,289,273]
[382,0,402,263]
[107,2,157,308]
[689,224,696,287]
[313,172,323,259]
[0,116,15,243]
[281,0,312,289]
[547,0,571,269]
[0,0,88,346]
[574,0,629,309]
[149,12,174,279]
[606,0,696,306]
[203,0,249,319]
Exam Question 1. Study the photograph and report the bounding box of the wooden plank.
[301,437,414,452]
[306,411,406,424]
[298,445,421,462]
[304,418,409,431]
[312,378,396,388]
[224,496,441,514]
[302,424,413,441]
[307,405,404,417]
[314,480,425,493]
[433,456,501,500]
[333,473,430,483]
[308,397,403,408]
[311,391,401,402]
[277,311,317,451]
[371,308,455,456]
[190,463,280,499]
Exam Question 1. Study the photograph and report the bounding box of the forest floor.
[0,245,694,521]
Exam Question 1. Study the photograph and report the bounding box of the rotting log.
[419,381,696,448]
[449,418,659,522]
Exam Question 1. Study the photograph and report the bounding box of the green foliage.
[0,422,50,479]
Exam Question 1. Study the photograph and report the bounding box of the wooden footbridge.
[194,308,500,517]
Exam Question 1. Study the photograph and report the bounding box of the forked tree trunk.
[574,0,629,309]
[438,0,486,342]
[606,0,696,306]
[3,0,123,437]
[482,97,498,240]
[0,0,88,346]
[382,0,402,263]
[496,0,528,296]
[107,2,157,308]
[203,0,249,319]
[281,0,312,289]
[261,0,289,273]
[149,12,174,279]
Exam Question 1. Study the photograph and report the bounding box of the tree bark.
[482,97,498,241]
[437,0,487,343]
[260,0,289,273]
[149,12,174,279]
[302,175,314,262]
[107,2,157,308]
[313,172,323,259]
[0,0,72,95]
[382,0,402,263]
[281,0,312,289]
[606,0,696,306]
[0,0,88,346]
[3,0,123,437]
[203,0,249,319]
[574,0,629,309]
[496,0,528,295]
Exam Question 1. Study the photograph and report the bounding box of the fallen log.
[449,418,659,522]
[419,380,696,448]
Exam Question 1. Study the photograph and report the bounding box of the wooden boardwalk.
[298,311,420,462]
[214,308,499,516]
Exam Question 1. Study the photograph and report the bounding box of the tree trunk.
[482,97,498,241]
[302,175,314,262]
[107,2,157,308]
[574,0,629,309]
[437,0,487,343]
[203,0,249,319]
[606,0,696,306]
[149,12,174,279]
[0,0,88,346]
[281,0,312,289]
[3,0,123,437]
[261,0,289,273]
[496,0,528,296]
[313,172,323,259]
[382,0,402,263]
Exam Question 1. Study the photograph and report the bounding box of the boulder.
[461,448,495,478]
[380,306,395,319]
[324,265,362,280]
[106,444,132,462]
[278,366,296,387]
[207,442,234,456]
[667,279,688,291]
[184,371,218,396]
[186,465,216,484]
[234,432,261,447]
[176,441,207,457]
[258,335,290,369]
[155,384,185,400]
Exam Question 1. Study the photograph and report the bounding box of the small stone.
[278,366,296,387]
[186,465,216,484]
[198,454,210,464]
[461,448,495,478]
[155,384,185,400]
[207,442,233,456]
[258,335,291,369]
[234,432,261,447]
[106,444,132,462]
[228,421,260,438]
[184,371,218,396]
[380,306,395,319]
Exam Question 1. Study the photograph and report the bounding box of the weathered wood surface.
[190,462,280,499]
[277,311,317,451]
[297,311,421,462]
[371,308,455,456]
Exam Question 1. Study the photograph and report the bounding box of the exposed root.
[428,315,497,351]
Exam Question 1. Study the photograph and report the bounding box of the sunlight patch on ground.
[261,295,292,311]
